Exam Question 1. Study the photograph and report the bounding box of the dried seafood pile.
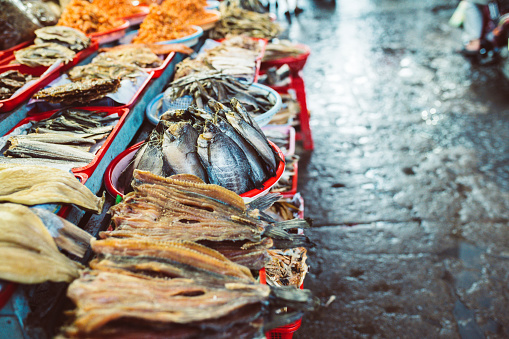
[175,35,261,81]
[2,108,119,169]
[165,73,274,115]
[161,0,216,26]
[211,2,281,39]
[57,0,122,35]
[262,40,307,61]
[266,247,308,288]
[60,174,316,338]
[34,78,121,105]
[121,99,280,195]
[132,4,197,44]
[0,70,34,100]
[92,0,144,19]
[14,26,91,67]
[92,46,162,68]
[266,197,302,222]
[0,164,104,213]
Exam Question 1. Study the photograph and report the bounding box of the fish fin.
[247,193,281,211]
[273,218,312,230]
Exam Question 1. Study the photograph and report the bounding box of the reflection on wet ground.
[273,0,509,337]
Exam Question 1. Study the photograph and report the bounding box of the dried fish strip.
[0,70,34,100]
[0,164,104,213]
[8,133,96,146]
[34,78,121,105]
[14,43,76,67]
[89,238,254,282]
[0,203,81,284]
[5,138,95,162]
[34,26,91,52]
[63,270,269,335]
[266,248,308,288]
[200,238,273,270]
[99,42,194,56]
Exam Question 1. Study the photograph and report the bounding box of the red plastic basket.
[104,140,285,202]
[260,43,311,75]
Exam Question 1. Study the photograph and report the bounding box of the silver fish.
[9,133,96,146]
[0,157,88,172]
[161,121,207,182]
[197,122,255,194]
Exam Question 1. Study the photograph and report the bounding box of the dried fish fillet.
[200,238,273,270]
[64,270,269,334]
[0,203,81,284]
[8,133,96,146]
[14,43,76,67]
[0,164,104,213]
[90,238,254,283]
[34,78,121,105]
[34,26,91,52]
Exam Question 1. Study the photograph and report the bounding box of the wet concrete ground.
[274,0,509,337]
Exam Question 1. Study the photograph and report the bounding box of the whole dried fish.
[14,43,76,67]
[0,164,104,213]
[68,62,145,81]
[0,203,81,284]
[0,70,34,100]
[34,78,121,104]
[34,26,91,52]
[93,46,162,68]
[99,42,194,55]
[8,133,96,146]
[0,157,88,172]
[5,139,95,162]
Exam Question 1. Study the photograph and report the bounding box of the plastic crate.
[261,43,311,76]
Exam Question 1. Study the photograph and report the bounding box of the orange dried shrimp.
[57,0,121,35]
[132,4,196,43]
[161,0,216,25]
[92,0,143,19]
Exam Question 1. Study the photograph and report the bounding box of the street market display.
[0,0,315,337]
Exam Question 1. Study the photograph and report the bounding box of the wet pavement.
[274,0,509,337]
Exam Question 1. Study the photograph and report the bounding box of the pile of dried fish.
[34,78,121,105]
[266,247,308,288]
[132,4,197,44]
[14,43,76,67]
[0,70,34,100]
[108,171,309,269]
[2,108,118,170]
[267,198,302,222]
[262,129,289,154]
[122,98,280,194]
[175,36,261,81]
[165,73,274,115]
[99,42,194,57]
[57,0,122,34]
[0,164,104,213]
[268,93,300,125]
[270,155,298,194]
[211,2,281,39]
[92,46,162,68]
[0,203,82,284]
[262,40,308,62]
[222,0,268,13]
[68,62,145,82]
[34,26,91,52]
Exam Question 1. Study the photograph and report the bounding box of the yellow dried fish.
[0,164,104,213]
[0,203,81,284]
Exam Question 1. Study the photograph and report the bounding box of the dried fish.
[5,138,95,162]
[68,62,145,81]
[14,43,76,67]
[62,270,268,337]
[262,40,307,62]
[99,42,194,56]
[211,2,281,39]
[266,247,308,288]
[8,133,96,146]
[0,203,81,284]
[0,157,88,172]
[34,78,121,104]
[92,46,162,68]
[0,70,34,100]
[34,26,90,52]
[0,164,104,213]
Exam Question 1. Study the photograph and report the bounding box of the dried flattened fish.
[34,78,121,105]
[0,164,104,213]
[0,70,34,100]
[14,43,76,67]
[5,138,95,162]
[34,26,91,52]
[0,203,81,284]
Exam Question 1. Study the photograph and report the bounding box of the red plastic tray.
[122,5,150,26]
[88,20,129,45]
[0,281,17,310]
[104,140,285,201]
[0,64,63,113]
[5,106,130,178]
[260,43,311,75]
[0,40,32,64]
